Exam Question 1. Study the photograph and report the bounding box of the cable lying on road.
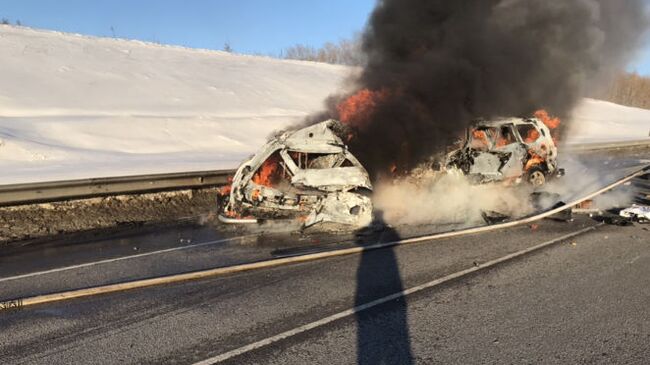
[0,165,647,312]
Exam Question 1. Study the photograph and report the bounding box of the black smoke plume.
[307,0,648,176]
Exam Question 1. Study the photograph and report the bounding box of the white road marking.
[192,225,601,364]
[629,255,642,264]
[0,235,253,283]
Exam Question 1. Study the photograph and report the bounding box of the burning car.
[445,115,563,186]
[219,120,373,228]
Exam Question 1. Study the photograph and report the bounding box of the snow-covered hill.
[568,98,650,143]
[0,25,647,184]
[0,25,351,184]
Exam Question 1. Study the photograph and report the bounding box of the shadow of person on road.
[355,210,414,364]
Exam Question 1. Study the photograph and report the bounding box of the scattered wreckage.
[619,204,650,223]
[445,116,564,186]
[218,120,373,228]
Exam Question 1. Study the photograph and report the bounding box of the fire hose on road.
[1,163,647,312]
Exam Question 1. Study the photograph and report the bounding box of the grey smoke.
[309,0,648,177]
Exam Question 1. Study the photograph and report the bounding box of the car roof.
[280,119,347,153]
[474,117,540,128]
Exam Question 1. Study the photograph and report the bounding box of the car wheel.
[527,167,546,187]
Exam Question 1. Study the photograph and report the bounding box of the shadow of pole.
[355,210,414,364]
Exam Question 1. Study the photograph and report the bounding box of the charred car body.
[219,120,373,228]
[446,117,563,186]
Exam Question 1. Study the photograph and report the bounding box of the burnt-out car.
[219,120,373,228]
[445,117,563,186]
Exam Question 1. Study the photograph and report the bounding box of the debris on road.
[572,208,603,215]
[545,209,573,223]
[594,215,635,226]
[481,210,510,225]
[577,200,594,209]
[619,204,650,223]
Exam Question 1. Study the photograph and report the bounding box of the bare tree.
[284,44,317,62]
[283,35,365,66]
[604,72,650,109]
[223,42,233,53]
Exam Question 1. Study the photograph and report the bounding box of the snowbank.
[0,25,647,184]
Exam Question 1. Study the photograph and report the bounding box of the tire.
[527,167,546,187]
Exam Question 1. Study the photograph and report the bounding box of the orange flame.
[525,151,545,171]
[524,128,540,143]
[534,110,561,130]
[219,176,234,196]
[471,129,490,150]
[337,88,390,129]
[224,209,255,220]
[220,185,232,196]
[252,154,281,187]
[472,130,487,140]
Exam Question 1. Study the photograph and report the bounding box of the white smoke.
[373,169,535,226]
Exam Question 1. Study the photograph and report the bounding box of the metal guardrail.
[565,139,650,152]
[0,170,235,206]
[0,139,648,207]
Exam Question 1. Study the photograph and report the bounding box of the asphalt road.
[233,221,650,365]
[1,214,649,364]
[0,150,648,364]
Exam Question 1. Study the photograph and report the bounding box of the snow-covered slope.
[0,25,647,184]
[0,25,351,184]
[568,98,650,143]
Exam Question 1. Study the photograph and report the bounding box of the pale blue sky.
[0,0,376,56]
[1,0,650,74]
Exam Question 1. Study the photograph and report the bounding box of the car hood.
[291,167,372,192]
